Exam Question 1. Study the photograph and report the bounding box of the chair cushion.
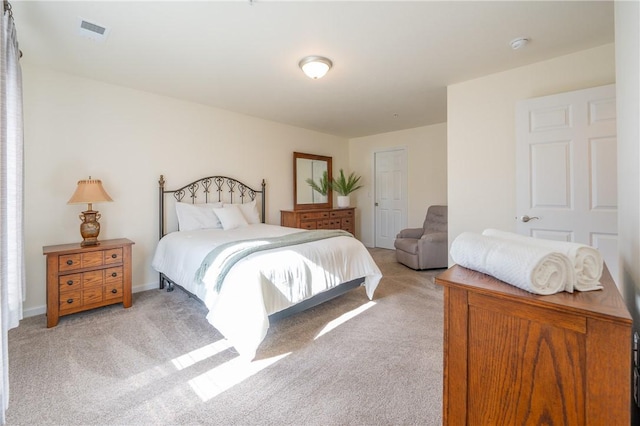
[423,205,447,234]
[394,238,419,254]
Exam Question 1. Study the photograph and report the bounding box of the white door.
[374,148,407,249]
[516,84,618,284]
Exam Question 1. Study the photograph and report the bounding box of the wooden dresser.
[43,238,134,327]
[281,208,355,235]
[435,265,631,425]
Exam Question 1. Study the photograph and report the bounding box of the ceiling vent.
[77,17,110,42]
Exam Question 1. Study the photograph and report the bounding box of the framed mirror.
[293,152,332,210]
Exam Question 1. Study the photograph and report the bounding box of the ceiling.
[11,1,614,138]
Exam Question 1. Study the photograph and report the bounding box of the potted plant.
[306,170,331,198]
[331,169,363,208]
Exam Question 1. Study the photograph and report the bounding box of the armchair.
[394,205,448,270]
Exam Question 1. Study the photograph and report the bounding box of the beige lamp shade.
[67,177,113,207]
[67,177,113,246]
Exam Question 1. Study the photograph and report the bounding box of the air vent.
[77,17,110,42]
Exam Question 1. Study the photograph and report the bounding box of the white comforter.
[151,224,382,359]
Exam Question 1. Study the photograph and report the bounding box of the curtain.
[0,3,23,424]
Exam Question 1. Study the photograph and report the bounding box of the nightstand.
[43,238,134,327]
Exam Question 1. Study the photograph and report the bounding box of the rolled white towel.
[482,228,603,292]
[450,232,573,295]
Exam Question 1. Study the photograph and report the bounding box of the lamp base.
[80,238,100,247]
[79,209,102,247]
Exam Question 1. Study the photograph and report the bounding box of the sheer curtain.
[0,3,24,423]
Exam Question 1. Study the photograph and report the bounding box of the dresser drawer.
[59,291,82,313]
[59,250,104,272]
[300,211,330,220]
[300,221,317,230]
[105,267,124,284]
[105,284,124,302]
[104,248,123,265]
[58,254,82,272]
[59,273,82,292]
[330,209,354,218]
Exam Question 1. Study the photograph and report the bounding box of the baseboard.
[23,305,46,318]
[133,281,159,293]
[22,281,160,319]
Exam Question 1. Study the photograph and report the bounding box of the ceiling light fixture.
[299,56,333,79]
[510,37,530,50]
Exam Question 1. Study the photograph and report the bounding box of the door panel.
[375,149,407,249]
[530,140,572,208]
[516,84,618,284]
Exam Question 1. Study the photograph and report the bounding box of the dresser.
[435,265,631,425]
[43,238,134,327]
[281,208,355,235]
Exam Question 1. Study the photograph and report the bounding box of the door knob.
[520,215,539,223]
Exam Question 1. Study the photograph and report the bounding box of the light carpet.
[6,248,444,425]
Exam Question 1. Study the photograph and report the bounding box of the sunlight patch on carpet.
[314,301,376,340]
[171,339,234,370]
[188,352,291,402]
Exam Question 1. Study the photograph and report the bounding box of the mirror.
[293,152,332,210]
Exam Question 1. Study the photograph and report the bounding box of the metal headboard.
[158,174,266,239]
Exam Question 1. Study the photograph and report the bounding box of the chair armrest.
[396,228,424,239]
[420,232,447,243]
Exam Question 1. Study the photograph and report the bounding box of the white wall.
[615,1,640,421]
[23,64,349,316]
[447,44,615,254]
[349,123,447,247]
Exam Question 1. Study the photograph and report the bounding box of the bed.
[152,174,382,359]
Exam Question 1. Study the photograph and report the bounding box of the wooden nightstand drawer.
[59,274,82,291]
[104,248,123,265]
[58,254,82,272]
[44,238,134,327]
[105,284,124,301]
[105,266,123,284]
[59,250,105,272]
[59,291,82,313]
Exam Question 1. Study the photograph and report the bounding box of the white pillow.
[175,202,223,231]
[213,205,249,230]
[233,200,261,224]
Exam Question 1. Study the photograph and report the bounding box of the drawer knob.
[111,272,117,277]
[111,289,118,294]
[66,260,73,265]
[66,298,74,304]
[66,280,73,286]
[111,254,117,259]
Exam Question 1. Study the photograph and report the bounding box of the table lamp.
[67,177,113,246]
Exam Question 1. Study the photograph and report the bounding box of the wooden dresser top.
[436,264,632,324]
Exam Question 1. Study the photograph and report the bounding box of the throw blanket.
[195,229,353,292]
[450,232,573,295]
[482,229,603,291]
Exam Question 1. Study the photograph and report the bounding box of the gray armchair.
[394,205,448,270]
